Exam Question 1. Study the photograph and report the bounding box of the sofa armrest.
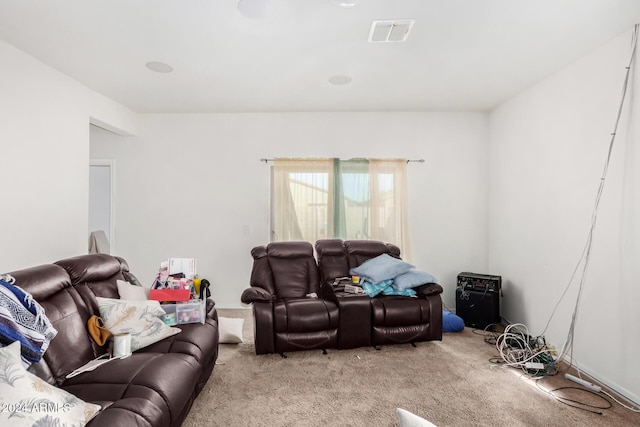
[205,298,217,319]
[319,282,339,304]
[241,287,274,304]
[414,283,444,297]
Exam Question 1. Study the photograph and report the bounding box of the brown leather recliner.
[316,239,444,348]
[241,241,339,356]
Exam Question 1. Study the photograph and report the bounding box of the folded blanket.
[362,280,416,298]
[0,275,57,367]
[382,286,416,297]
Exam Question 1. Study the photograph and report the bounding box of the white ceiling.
[1,0,639,114]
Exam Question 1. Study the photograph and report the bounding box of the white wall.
[90,112,489,310]
[489,28,640,402]
[0,39,137,272]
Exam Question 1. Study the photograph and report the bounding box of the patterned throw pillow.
[96,297,180,352]
[0,341,101,426]
[361,280,394,297]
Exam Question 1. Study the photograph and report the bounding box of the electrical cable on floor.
[472,323,500,345]
[535,383,612,415]
[494,323,557,377]
[601,390,640,413]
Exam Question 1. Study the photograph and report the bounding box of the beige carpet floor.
[182,309,640,427]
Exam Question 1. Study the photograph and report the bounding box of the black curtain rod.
[259,158,424,163]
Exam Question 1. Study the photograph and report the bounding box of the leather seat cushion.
[139,318,219,366]
[274,299,339,333]
[81,397,167,427]
[371,297,432,327]
[62,353,200,426]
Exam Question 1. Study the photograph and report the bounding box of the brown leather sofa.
[241,239,443,355]
[6,254,219,427]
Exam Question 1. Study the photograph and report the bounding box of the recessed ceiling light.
[328,75,352,85]
[332,0,360,7]
[146,61,173,73]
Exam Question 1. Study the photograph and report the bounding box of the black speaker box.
[455,288,500,329]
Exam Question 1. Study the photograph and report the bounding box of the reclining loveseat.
[241,239,443,355]
[4,254,219,427]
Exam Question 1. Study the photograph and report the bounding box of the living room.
[1,1,640,425]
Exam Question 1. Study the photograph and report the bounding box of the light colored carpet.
[182,309,640,427]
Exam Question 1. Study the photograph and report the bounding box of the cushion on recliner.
[350,254,414,283]
[392,268,438,291]
[63,352,201,427]
[267,242,320,299]
[371,297,431,327]
[315,239,350,284]
[344,240,401,268]
[274,299,339,333]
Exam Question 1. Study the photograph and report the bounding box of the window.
[271,158,412,260]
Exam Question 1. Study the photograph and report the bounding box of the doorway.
[89,160,115,251]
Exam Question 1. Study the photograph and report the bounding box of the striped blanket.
[0,274,58,367]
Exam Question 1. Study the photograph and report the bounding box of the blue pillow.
[350,254,414,284]
[442,309,464,332]
[392,268,438,291]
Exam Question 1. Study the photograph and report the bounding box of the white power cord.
[495,323,554,375]
[534,24,640,414]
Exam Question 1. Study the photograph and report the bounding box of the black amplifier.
[457,272,501,293]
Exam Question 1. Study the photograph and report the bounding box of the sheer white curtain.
[369,159,412,261]
[333,158,369,240]
[271,158,333,242]
[271,157,413,260]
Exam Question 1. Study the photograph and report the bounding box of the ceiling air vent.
[368,20,415,43]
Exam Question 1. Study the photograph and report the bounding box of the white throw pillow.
[0,341,101,426]
[218,317,244,344]
[397,408,438,427]
[117,279,149,300]
[96,297,180,352]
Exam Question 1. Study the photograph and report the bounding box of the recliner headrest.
[55,254,121,284]
[344,240,392,256]
[7,264,72,301]
[315,239,346,257]
[267,241,313,258]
